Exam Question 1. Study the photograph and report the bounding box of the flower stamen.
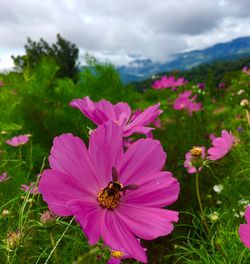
[111,250,124,258]
[190,146,203,157]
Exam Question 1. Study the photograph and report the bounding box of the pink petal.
[48,133,101,192]
[38,169,94,216]
[187,167,197,174]
[221,130,234,148]
[245,206,250,223]
[88,121,124,186]
[68,199,102,244]
[118,138,166,186]
[108,258,121,264]
[239,224,250,249]
[114,102,131,123]
[117,203,179,240]
[124,103,162,137]
[212,138,228,149]
[123,171,180,207]
[101,211,147,263]
[70,96,107,125]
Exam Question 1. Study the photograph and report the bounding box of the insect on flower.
[98,167,139,209]
[39,121,180,263]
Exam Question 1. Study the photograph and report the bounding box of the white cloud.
[0,0,250,70]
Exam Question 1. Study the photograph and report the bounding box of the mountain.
[118,36,250,83]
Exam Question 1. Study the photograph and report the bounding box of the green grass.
[0,59,250,263]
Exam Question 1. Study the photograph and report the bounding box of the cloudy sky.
[1,0,250,70]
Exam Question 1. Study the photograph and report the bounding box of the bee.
[98,167,139,209]
[106,166,139,195]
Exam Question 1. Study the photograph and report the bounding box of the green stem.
[195,171,210,235]
[44,217,74,264]
[196,172,227,260]
[49,231,59,264]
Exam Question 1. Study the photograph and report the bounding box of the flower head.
[213,184,224,193]
[40,210,57,226]
[20,182,39,195]
[218,83,225,89]
[242,66,250,75]
[239,206,250,249]
[0,80,4,87]
[6,230,21,250]
[0,172,10,183]
[39,121,180,263]
[173,90,203,115]
[207,130,234,160]
[70,96,162,137]
[240,99,249,108]
[197,83,205,90]
[5,135,29,147]
[184,146,206,174]
[152,76,187,90]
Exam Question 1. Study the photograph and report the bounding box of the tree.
[12,34,79,80]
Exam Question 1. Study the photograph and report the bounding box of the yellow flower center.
[111,250,124,258]
[97,181,123,209]
[190,146,203,157]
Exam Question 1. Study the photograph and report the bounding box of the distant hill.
[118,36,250,83]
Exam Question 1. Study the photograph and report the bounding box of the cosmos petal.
[39,169,94,216]
[88,121,124,186]
[118,138,166,185]
[123,103,162,137]
[68,199,102,244]
[117,203,179,240]
[123,172,180,207]
[48,133,100,192]
[101,211,147,263]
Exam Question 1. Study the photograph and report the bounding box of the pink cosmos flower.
[242,66,250,75]
[152,76,187,90]
[70,97,162,137]
[207,130,234,160]
[5,135,29,147]
[218,83,225,89]
[184,147,206,174]
[38,121,180,263]
[173,91,203,115]
[0,172,10,183]
[239,206,250,249]
[197,83,205,90]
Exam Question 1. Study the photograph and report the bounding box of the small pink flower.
[0,80,4,87]
[0,172,10,183]
[152,76,187,90]
[184,147,206,174]
[20,182,39,195]
[218,83,225,89]
[239,206,250,248]
[242,66,250,75]
[207,130,234,160]
[197,83,205,90]
[70,97,162,137]
[5,135,29,147]
[40,210,57,225]
[38,121,180,263]
[173,91,203,115]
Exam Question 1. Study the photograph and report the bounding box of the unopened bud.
[40,210,57,226]
[6,230,21,249]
